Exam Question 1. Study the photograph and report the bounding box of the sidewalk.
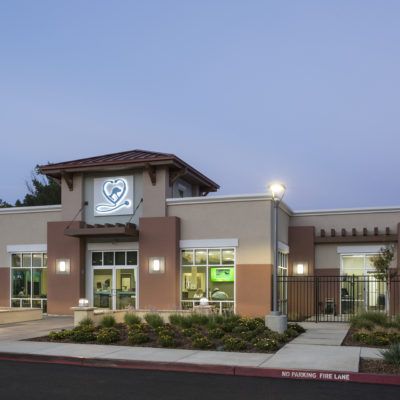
[0,318,396,385]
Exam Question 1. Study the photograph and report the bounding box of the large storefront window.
[181,248,235,314]
[11,252,47,312]
[91,250,138,310]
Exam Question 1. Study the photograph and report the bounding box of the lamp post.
[265,182,288,333]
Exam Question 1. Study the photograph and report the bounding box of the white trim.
[0,205,61,215]
[180,239,238,248]
[278,241,290,254]
[337,245,384,254]
[7,244,47,253]
[87,242,139,251]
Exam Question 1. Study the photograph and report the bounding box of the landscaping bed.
[343,311,400,348]
[31,313,305,353]
[360,358,400,375]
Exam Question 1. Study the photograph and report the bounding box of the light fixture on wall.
[56,259,70,275]
[78,298,89,307]
[149,257,165,274]
[295,262,308,275]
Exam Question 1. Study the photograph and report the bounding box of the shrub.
[288,323,306,334]
[237,317,264,331]
[71,327,96,343]
[100,315,116,328]
[124,313,142,326]
[128,330,150,345]
[369,331,391,346]
[208,328,225,339]
[156,324,175,336]
[381,343,400,366]
[191,335,214,350]
[48,329,73,341]
[181,328,197,337]
[352,332,370,344]
[284,328,299,339]
[222,336,247,351]
[78,317,95,329]
[158,334,177,348]
[253,338,279,352]
[350,312,389,329]
[144,313,164,329]
[190,314,211,326]
[96,327,120,344]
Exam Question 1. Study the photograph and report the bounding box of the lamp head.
[269,182,286,202]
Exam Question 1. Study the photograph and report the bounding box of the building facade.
[0,150,399,317]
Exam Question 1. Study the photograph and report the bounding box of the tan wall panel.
[0,209,61,267]
[278,207,290,244]
[0,268,10,307]
[139,217,180,309]
[47,221,85,315]
[61,174,83,221]
[142,167,170,218]
[315,244,340,270]
[236,264,272,317]
[168,200,274,264]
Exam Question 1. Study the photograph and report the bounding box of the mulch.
[360,358,400,375]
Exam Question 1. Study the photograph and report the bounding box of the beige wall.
[0,207,61,267]
[142,167,170,218]
[291,210,400,234]
[315,243,398,270]
[167,198,274,264]
[61,173,84,221]
[278,207,290,244]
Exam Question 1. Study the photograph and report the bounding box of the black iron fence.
[278,275,400,322]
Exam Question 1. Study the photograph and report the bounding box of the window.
[91,251,138,267]
[180,248,235,313]
[11,252,47,312]
[277,252,288,315]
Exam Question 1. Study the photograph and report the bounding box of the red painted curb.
[0,352,399,386]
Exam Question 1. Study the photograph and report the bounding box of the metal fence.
[278,275,400,322]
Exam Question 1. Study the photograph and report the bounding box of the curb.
[0,352,399,386]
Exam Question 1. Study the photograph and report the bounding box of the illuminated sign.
[93,176,134,216]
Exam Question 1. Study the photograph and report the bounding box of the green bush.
[208,327,225,339]
[181,328,197,337]
[158,334,177,348]
[350,312,389,329]
[352,332,370,344]
[222,336,247,351]
[369,331,391,346]
[128,330,150,345]
[100,315,116,328]
[71,327,96,343]
[381,343,400,366]
[191,335,214,350]
[48,329,74,341]
[190,314,211,326]
[144,313,164,329]
[156,324,175,336]
[124,313,142,326]
[96,327,120,344]
[284,328,299,339]
[288,323,306,334]
[78,317,95,329]
[253,337,279,352]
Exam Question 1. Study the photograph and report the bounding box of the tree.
[370,245,396,314]
[15,165,61,206]
[0,199,12,208]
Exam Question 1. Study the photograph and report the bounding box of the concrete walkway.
[0,318,386,374]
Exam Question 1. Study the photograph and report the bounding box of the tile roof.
[39,149,219,191]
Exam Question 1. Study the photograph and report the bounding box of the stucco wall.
[291,210,400,234]
[0,207,62,267]
[167,197,275,264]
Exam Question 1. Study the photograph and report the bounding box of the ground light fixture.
[265,181,288,333]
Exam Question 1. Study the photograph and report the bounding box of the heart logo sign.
[95,177,132,214]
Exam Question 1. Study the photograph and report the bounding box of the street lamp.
[266,182,288,333]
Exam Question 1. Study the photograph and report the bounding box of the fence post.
[314,276,319,323]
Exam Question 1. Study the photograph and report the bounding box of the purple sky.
[1,1,400,210]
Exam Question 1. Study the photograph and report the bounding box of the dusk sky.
[1,1,400,210]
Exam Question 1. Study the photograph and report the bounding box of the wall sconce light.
[56,259,70,275]
[295,262,308,275]
[149,257,165,274]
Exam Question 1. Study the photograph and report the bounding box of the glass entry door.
[93,267,137,310]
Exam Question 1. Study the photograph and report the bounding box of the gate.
[278,275,400,322]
